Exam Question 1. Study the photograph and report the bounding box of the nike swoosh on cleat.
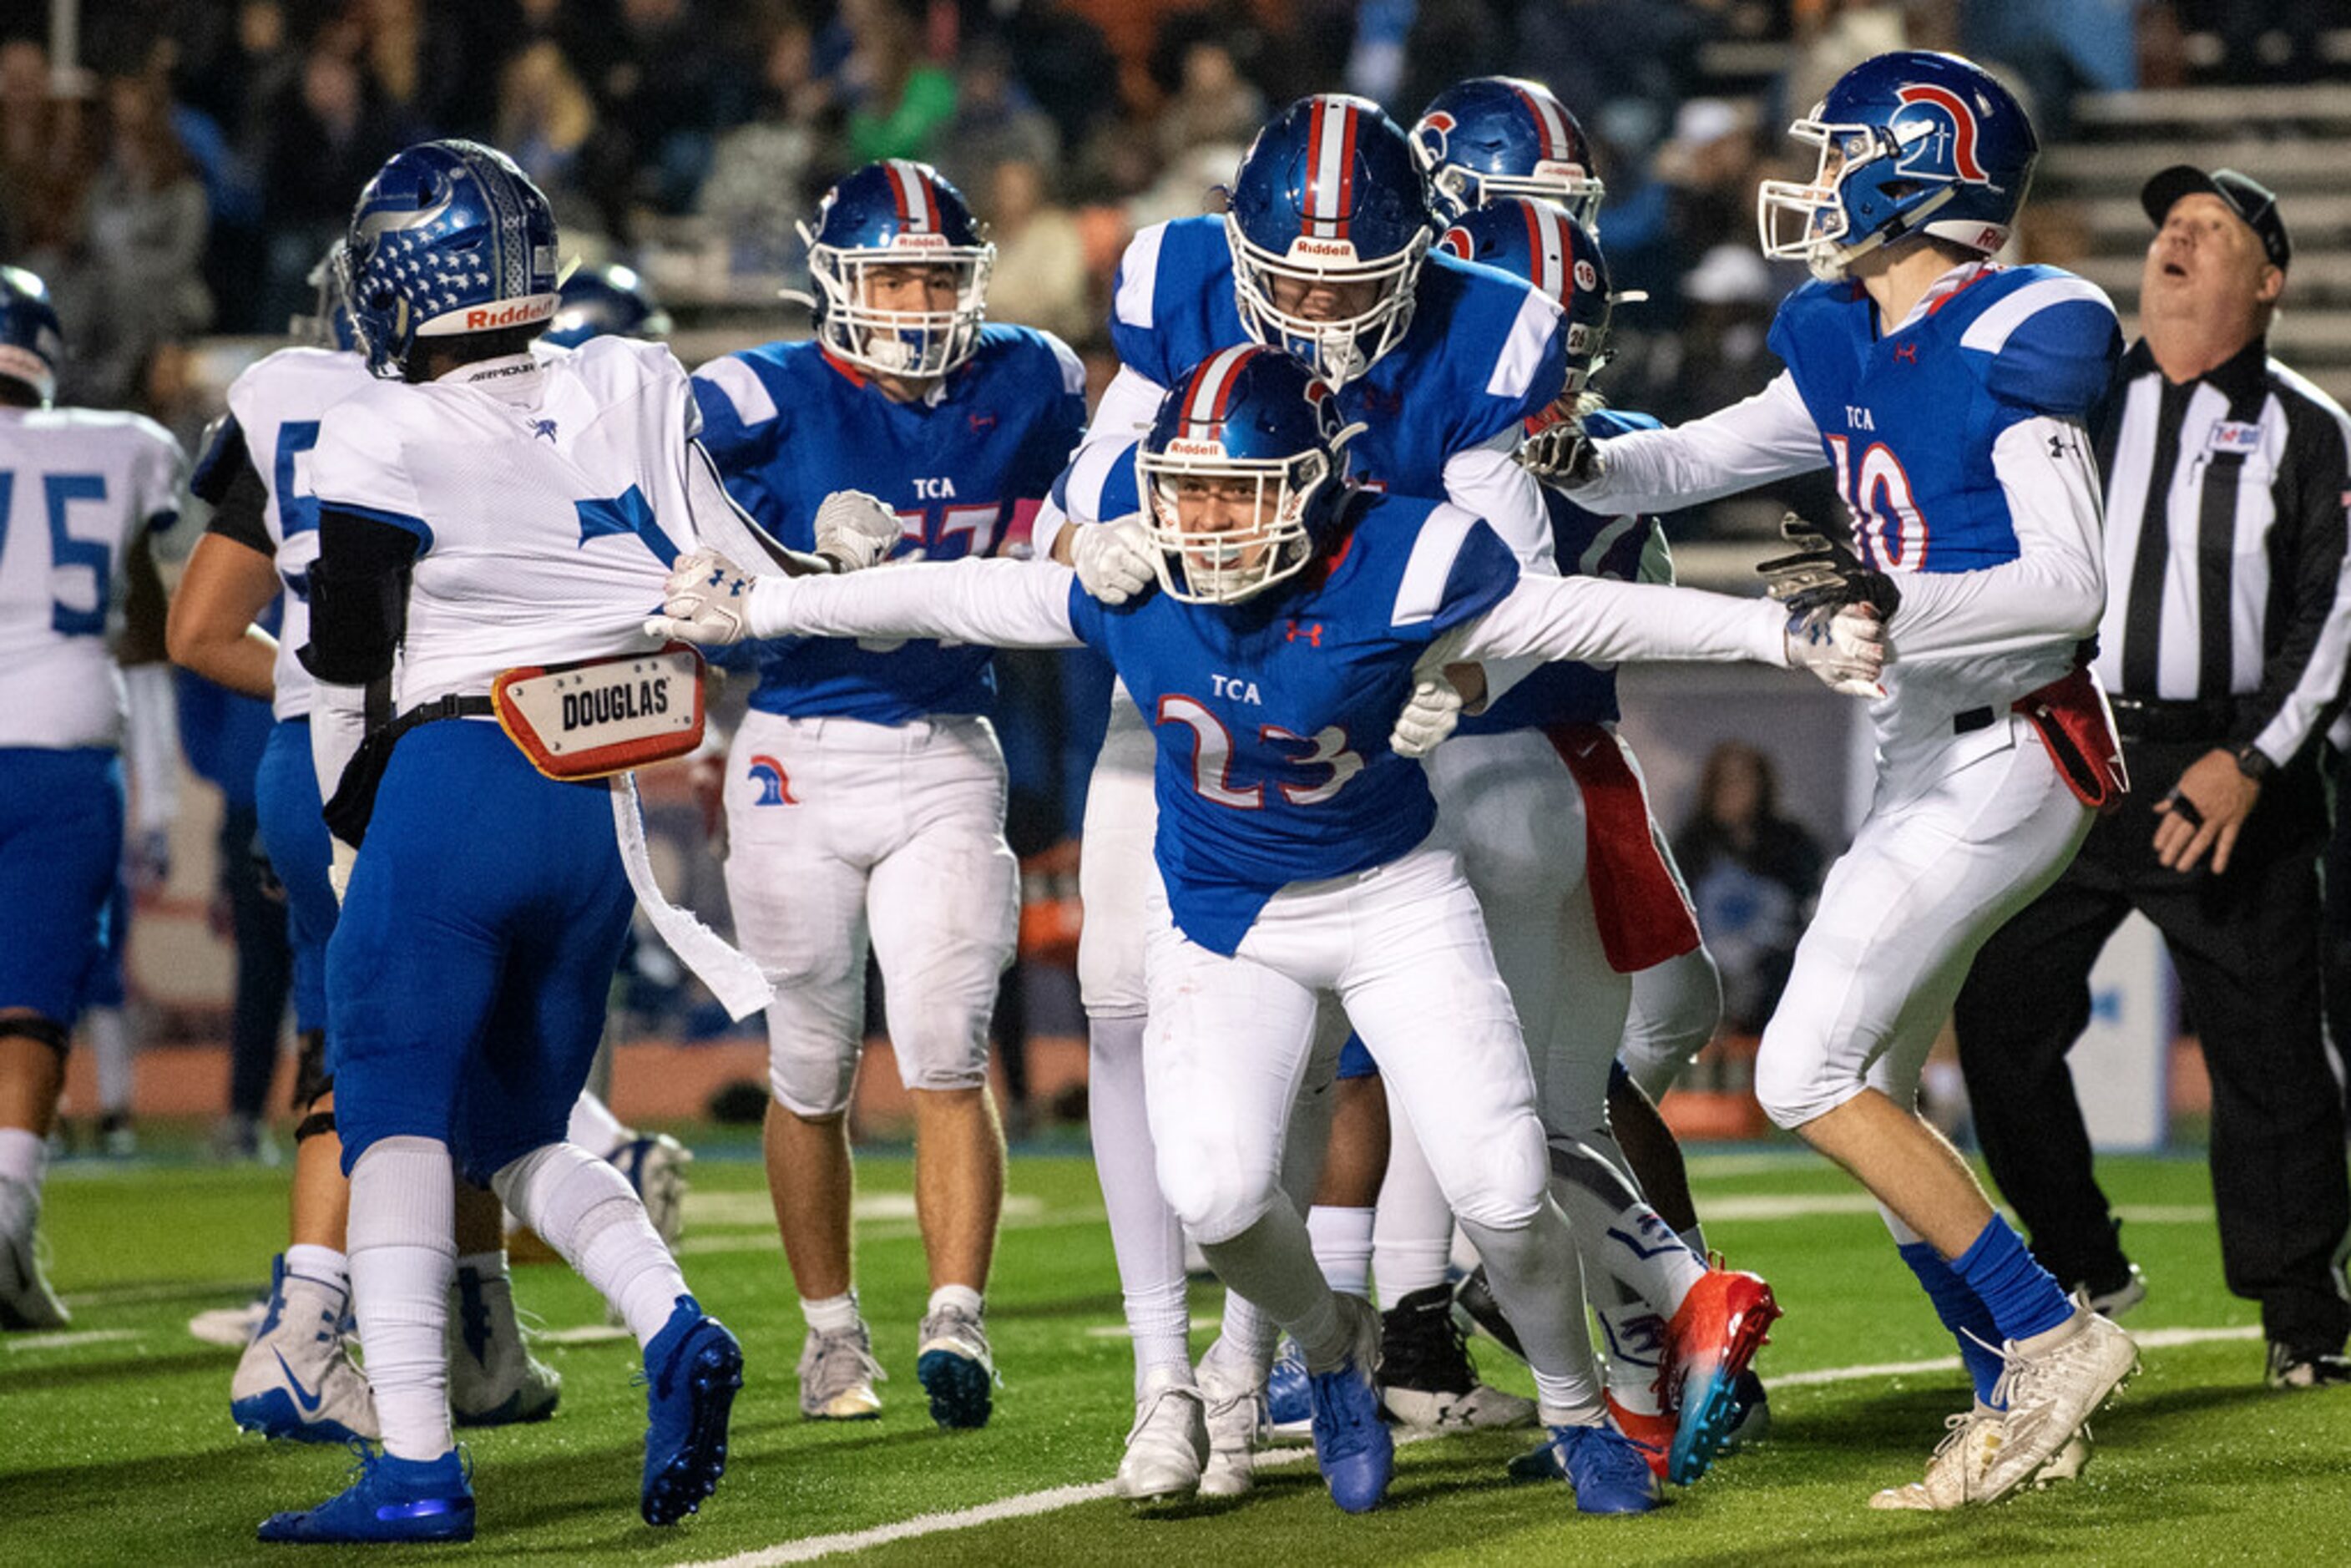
[271,1348,326,1414]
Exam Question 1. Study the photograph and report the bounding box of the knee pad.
[1752,1029,1862,1131]
[1157,1156,1279,1247]
[1438,1112,1548,1233]
[0,1014,69,1056]
[767,1037,859,1120]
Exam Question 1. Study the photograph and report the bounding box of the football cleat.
[1721,1367,1772,1451]
[1661,1266,1780,1485]
[1379,1282,1535,1429]
[1196,1338,1264,1497]
[1264,1336,1312,1440]
[1451,1262,1525,1362]
[640,1296,743,1526]
[232,1256,377,1444]
[1307,1295,1393,1514]
[609,1133,692,1252]
[1868,1404,2089,1510]
[1537,1422,1664,1515]
[258,1445,475,1544]
[2084,1262,2148,1320]
[1601,1393,1674,1481]
[1114,1366,1209,1501]
[1974,1310,2136,1503]
[2267,1343,2351,1389]
[0,1180,69,1331]
[190,1294,270,1348]
[797,1320,885,1420]
[916,1302,997,1430]
[447,1263,561,1427]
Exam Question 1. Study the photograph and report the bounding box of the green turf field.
[7,1136,2348,1565]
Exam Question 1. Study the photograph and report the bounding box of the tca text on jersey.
[1211,674,1263,705]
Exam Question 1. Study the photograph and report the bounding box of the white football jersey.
[308,335,706,711]
[221,345,374,721]
[0,406,184,749]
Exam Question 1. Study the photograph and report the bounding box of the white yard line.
[680,1324,2257,1567]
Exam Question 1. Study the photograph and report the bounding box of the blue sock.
[1897,1241,2005,1405]
[1949,1216,2075,1343]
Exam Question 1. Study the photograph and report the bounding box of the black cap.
[2141,164,2291,271]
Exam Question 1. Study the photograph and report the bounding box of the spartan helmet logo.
[1892,83,1993,185]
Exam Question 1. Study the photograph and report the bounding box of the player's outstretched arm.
[1565,371,1828,515]
[651,549,1087,652]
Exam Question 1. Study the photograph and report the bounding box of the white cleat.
[1114,1367,1209,1501]
[1868,1404,2091,1510]
[799,1321,886,1420]
[1196,1338,1264,1498]
[1978,1309,2136,1502]
[609,1133,692,1252]
[0,1178,68,1332]
[230,1257,377,1443]
[447,1262,562,1426]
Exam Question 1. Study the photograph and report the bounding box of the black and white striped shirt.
[2093,336,2351,764]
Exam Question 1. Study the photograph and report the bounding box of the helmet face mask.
[1413,78,1605,230]
[290,240,361,351]
[803,160,993,382]
[1755,50,2037,284]
[1226,95,1435,390]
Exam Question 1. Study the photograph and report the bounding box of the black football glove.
[1757,512,1900,626]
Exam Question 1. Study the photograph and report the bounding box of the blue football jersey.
[1767,264,2121,576]
[1064,490,1520,955]
[1463,407,1665,735]
[1109,215,1564,495]
[693,323,1088,723]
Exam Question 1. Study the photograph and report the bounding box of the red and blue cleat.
[1661,1266,1781,1485]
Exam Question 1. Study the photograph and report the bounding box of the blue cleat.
[915,1302,996,1430]
[1264,1336,1312,1439]
[1540,1423,1664,1515]
[258,1444,474,1543]
[1307,1297,1393,1515]
[640,1295,743,1526]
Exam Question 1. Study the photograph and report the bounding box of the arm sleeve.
[202,453,275,559]
[1454,574,1790,668]
[1879,414,2106,658]
[190,413,245,507]
[2242,402,2351,764]
[746,556,1086,649]
[299,508,420,686]
[1565,371,1828,513]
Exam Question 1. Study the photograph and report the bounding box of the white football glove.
[812,488,903,573]
[1070,515,1158,605]
[646,548,758,645]
[1390,675,1466,759]
[1784,603,1888,697]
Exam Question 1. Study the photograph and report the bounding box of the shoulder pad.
[1954,268,2121,417]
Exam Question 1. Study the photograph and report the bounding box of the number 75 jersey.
[0,406,184,749]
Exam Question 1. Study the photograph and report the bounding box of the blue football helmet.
[1413,78,1605,230]
[1438,196,1614,403]
[291,241,361,352]
[543,263,673,348]
[1136,346,1363,605]
[0,266,64,404]
[1226,94,1434,391]
[339,139,561,379]
[1757,50,2038,282]
[801,160,993,379]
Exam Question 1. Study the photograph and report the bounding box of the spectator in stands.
[1675,742,1826,1035]
[596,0,739,215]
[76,68,212,410]
[983,157,1093,348]
[498,39,602,233]
[700,8,831,280]
[840,0,956,165]
[933,36,1058,205]
[0,38,93,266]
[1149,33,1262,169]
[256,29,404,337]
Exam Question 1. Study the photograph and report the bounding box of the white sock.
[1306,1206,1375,1299]
[1549,1133,1706,1317]
[0,1126,48,1193]
[801,1291,861,1335]
[928,1283,983,1320]
[493,1141,686,1348]
[283,1243,350,1301]
[348,1136,458,1461]
[87,1008,132,1115]
[1373,1097,1458,1299]
[1087,1014,1192,1394]
[565,1091,631,1158]
[1218,1284,1282,1376]
[1460,1204,1602,1425]
[1594,1273,1668,1414]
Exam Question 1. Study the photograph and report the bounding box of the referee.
[1953,166,2351,1388]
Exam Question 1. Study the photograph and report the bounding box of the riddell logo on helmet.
[887,233,953,251]
[1287,238,1361,262]
[1162,438,1230,459]
[463,299,554,331]
[1534,159,1587,181]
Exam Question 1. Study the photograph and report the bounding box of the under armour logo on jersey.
[575,485,680,566]
[968,412,995,434]
[529,418,558,442]
[1893,342,1919,364]
[746,754,797,807]
[2049,432,2074,459]
[1286,620,1323,647]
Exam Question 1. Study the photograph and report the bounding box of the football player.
[255,140,850,1543]
[1411,75,1606,228]
[652,346,1885,1515]
[1039,91,1570,1499]
[689,159,1088,1430]
[1558,50,2140,1507]
[0,267,183,1332]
